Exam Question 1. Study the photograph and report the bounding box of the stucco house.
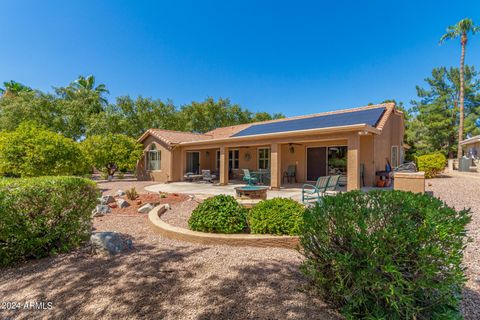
[136,102,405,191]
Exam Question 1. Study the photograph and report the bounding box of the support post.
[219,146,229,185]
[270,143,281,189]
[347,134,361,191]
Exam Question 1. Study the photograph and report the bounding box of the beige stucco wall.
[136,135,173,182]
[373,113,404,174]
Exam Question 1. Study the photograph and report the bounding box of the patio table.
[252,171,269,184]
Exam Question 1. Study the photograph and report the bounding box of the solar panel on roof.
[232,107,386,137]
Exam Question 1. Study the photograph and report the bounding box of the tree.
[0,80,32,97]
[81,134,143,177]
[440,18,479,160]
[409,66,480,158]
[0,123,87,177]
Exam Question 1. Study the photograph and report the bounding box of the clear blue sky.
[1,0,480,116]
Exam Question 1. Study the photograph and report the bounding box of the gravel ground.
[425,173,480,320]
[161,198,200,229]
[0,175,479,319]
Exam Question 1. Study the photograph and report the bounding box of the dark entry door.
[307,147,327,181]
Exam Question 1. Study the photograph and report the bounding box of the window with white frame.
[147,144,161,170]
[391,145,399,169]
[229,149,239,169]
[258,148,270,170]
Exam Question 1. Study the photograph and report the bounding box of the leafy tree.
[178,97,285,133]
[440,18,479,160]
[81,134,143,176]
[0,123,87,177]
[410,66,480,158]
[0,91,64,133]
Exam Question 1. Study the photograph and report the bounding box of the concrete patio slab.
[144,182,303,201]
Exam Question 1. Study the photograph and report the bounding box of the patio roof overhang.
[460,135,480,146]
[176,123,380,147]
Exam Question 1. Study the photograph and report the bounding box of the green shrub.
[188,195,247,234]
[248,197,304,235]
[0,123,89,177]
[300,190,470,319]
[0,176,99,267]
[416,153,446,178]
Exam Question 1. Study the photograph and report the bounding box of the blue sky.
[1,1,480,116]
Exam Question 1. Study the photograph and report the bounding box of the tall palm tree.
[440,18,479,160]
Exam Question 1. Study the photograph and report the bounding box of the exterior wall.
[373,113,404,174]
[136,135,173,182]
[360,135,375,187]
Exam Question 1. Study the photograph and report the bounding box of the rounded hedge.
[0,176,99,266]
[415,152,446,178]
[248,197,304,235]
[188,195,248,234]
[301,190,471,319]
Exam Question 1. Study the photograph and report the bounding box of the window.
[327,146,347,175]
[229,149,239,170]
[147,144,160,170]
[391,146,399,169]
[216,150,220,170]
[258,148,270,170]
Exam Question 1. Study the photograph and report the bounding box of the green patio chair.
[282,165,297,183]
[242,169,258,185]
[325,175,341,193]
[302,176,330,204]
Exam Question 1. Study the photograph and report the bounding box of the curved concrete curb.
[148,205,300,249]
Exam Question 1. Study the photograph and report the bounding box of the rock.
[138,203,154,214]
[108,203,118,209]
[90,232,125,254]
[92,204,112,217]
[164,203,171,210]
[117,199,130,208]
[116,189,126,197]
[99,195,115,205]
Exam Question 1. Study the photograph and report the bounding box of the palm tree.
[440,18,479,161]
[0,80,32,97]
[70,75,109,105]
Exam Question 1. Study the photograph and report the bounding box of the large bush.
[188,195,247,234]
[0,176,99,266]
[301,190,470,319]
[81,134,143,176]
[248,198,304,235]
[416,153,446,178]
[0,123,88,177]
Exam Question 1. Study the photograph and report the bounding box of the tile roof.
[138,129,212,146]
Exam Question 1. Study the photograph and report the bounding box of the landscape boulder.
[138,203,155,214]
[92,204,112,217]
[90,232,127,255]
[99,195,115,205]
[116,189,126,197]
[117,199,130,208]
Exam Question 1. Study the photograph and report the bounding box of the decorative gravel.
[0,175,479,319]
[425,173,480,320]
[161,197,201,229]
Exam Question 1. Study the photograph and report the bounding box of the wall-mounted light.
[289,144,295,154]
[206,151,210,157]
